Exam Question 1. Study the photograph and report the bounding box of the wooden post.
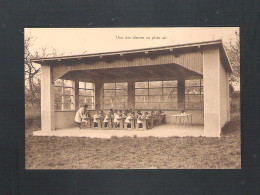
[177,78,185,111]
[94,82,103,110]
[128,81,135,110]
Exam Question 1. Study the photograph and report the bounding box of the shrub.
[25,115,41,130]
[221,116,241,136]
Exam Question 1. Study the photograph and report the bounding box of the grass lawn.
[26,131,240,169]
[25,106,241,169]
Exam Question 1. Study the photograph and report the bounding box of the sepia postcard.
[25,27,241,169]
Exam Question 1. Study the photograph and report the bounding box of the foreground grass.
[26,132,240,169]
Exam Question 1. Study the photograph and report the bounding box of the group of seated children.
[90,109,164,129]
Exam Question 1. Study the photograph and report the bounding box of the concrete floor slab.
[33,124,205,138]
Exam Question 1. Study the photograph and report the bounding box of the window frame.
[103,82,128,109]
[54,79,75,111]
[135,80,178,110]
[185,79,203,110]
[79,82,95,110]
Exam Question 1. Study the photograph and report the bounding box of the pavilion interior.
[53,63,204,130]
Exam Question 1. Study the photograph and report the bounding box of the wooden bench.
[92,117,103,129]
[136,118,152,130]
[102,118,113,129]
[114,118,124,130]
[124,118,135,130]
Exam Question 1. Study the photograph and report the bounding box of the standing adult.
[74,104,88,129]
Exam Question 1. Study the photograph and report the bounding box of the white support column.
[227,73,230,121]
[203,47,221,137]
[41,65,55,131]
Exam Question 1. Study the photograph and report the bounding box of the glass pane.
[163,88,177,95]
[89,103,95,110]
[201,79,203,86]
[54,94,62,102]
[163,80,177,87]
[116,82,127,89]
[116,89,127,96]
[117,102,127,109]
[201,87,203,94]
[149,81,162,88]
[161,102,178,109]
[135,82,148,88]
[79,89,85,96]
[104,83,115,89]
[185,80,200,87]
[86,83,94,89]
[149,103,160,109]
[149,96,162,103]
[104,96,116,108]
[54,86,62,96]
[64,96,72,103]
[79,96,85,104]
[117,96,128,103]
[149,88,162,95]
[63,80,73,87]
[170,95,177,102]
[64,88,73,95]
[135,89,148,95]
[159,102,168,109]
[185,95,201,109]
[85,97,94,105]
[185,87,200,94]
[162,95,177,102]
[135,96,148,103]
[54,79,63,87]
[135,103,149,109]
[86,90,94,96]
[79,82,85,88]
[104,90,115,96]
[64,103,72,110]
[54,103,62,111]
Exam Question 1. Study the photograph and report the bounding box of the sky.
[25,27,240,90]
[25,27,239,56]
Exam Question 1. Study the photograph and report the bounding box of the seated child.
[98,109,106,118]
[151,110,156,117]
[109,109,114,116]
[103,111,112,128]
[113,110,122,128]
[137,111,150,128]
[93,110,101,128]
[136,110,143,126]
[158,110,164,115]
[125,111,134,128]
[122,110,128,118]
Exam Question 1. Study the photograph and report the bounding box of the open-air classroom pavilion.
[31,40,232,137]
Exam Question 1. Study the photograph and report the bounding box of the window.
[79,82,95,110]
[135,80,178,110]
[54,79,74,111]
[103,82,128,109]
[185,79,203,109]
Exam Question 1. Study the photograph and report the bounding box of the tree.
[224,31,240,88]
[24,35,61,108]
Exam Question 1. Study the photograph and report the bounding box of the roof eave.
[31,40,223,64]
